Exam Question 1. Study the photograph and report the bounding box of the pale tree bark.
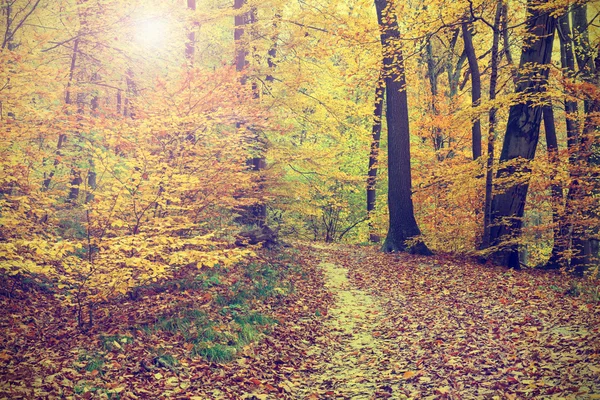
[488,2,556,269]
[375,0,431,255]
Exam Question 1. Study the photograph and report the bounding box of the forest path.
[291,243,600,399]
[295,244,403,399]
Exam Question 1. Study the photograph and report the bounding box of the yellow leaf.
[166,377,179,386]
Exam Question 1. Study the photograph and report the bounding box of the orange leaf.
[264,383,277,392]
[403,371,416,379]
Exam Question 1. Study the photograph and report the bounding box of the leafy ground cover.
[305,243,600,399]
[0,247,333,399]
[1,242,599,399]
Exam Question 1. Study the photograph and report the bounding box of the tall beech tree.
[489,1,556,268]
[375,0,431,255]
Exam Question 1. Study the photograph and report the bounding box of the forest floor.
[1,242,599,399]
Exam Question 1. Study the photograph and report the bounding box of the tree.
[545,8,580,270]
[462,18,482,160]
[481,0,503,250]
[375,0,431,255]
[234,0,267,226]
[367,73,384,242]
[488,1,556,268]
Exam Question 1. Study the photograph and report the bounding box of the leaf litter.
[1,242,599,399]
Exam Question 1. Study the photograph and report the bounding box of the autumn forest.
[1,0,599,398]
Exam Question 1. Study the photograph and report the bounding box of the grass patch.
[233,311,275,326]
[134,256,300,363]
[237,323,261,345]
[192,343,237,362]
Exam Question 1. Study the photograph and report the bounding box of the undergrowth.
[132,255,299,362]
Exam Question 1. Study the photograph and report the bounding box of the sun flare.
[134,16,169,48]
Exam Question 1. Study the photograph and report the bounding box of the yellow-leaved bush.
[0,39,268,325]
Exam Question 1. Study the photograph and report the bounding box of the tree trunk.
[462,20,482,160]
[234,0,266,226]
[481,0,503,250]
[43,38,80,190]
[546,11,579,269]
[542,103,563,257]
[488,2,556,268]
[375,0,431,255]
[186,0,196,62]
[570,5,600,273]
[446,28,465,100]
[425,39,443,156]
[547,7,598,273]
[367,73,384,242]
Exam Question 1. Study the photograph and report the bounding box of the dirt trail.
[297,253,402,399]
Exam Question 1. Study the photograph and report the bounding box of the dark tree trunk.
[462,20,482,160]
[570,5,600,273]
[367,73,384,242]
[481,0,503,250]
[234,0,266,226]
[446,28,466,100]
[547,7,598,273]
[558,13,580,152]
[546,11,579,269]
[488,3,556,268]
[501,2,518,83]
[234,0,249,75]
[375,0,431,255]
[265,13,279,84]
[43,38,79,190]
[572,5,594,81]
